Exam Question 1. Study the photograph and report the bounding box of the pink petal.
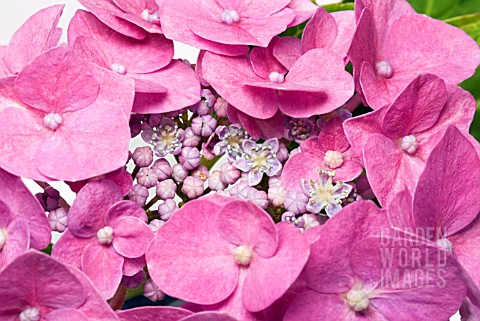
[52,229,93,269]
[5,5,64,74]
[302,8,338,53]
[35,69,134,181]
[385,14,480,86]
[305,201,388,293]
[0,46,10,76]
[147,199,239,305]
[242,223,309,312]
[112,216,153,258]
[413,126,480,237]
[217,200,278,258]
[286,0,318,27]
[350,237,467,321]
[81,242,124,300]
[363,133,424,206]
[249,39,287,79]
[318,118,350,153]
[278,48,354,117]
[189,7,295,47]
[129,74,168,93]
[284,291,353,321]
[117,306,192,321]
[0,107,51,181]
[15,47,100,114]
[0,76,17,113]
[67,266,120,321]
[281,145,325,192]
[181,312,238,321]
[386,189,415,230]
[0,168,50,249]
[381,74,447,138]
[106,201,147,225]
[0,219,30,270]
[202,52,278,119]
[132,60,201,114]
[272,36,302,70]
[235,109,285,140]
[0,251,85,311]
[44,309,89,321]
[67,180,122,238]
[330,11,356,62]
[156,0,249,56]
[76,0,148,39]
[235,0,291,18]
[123,256,146,276]
[70,11,173,73]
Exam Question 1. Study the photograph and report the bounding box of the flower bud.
[181,176,205,199]
[132,146,154,167]
[172,163,188,183]
[208,171,226,191]
[151,159,172,181]
[136,168,159,188]
[129,184,149,205]
[143,279,165,302]
[156,179,177,200]
[158,199,178,221]
[48,208,68,233]
[179,147,201,170]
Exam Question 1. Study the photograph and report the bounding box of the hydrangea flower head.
[147,196,310,319]
[53,180,154,299]
[344,74,475,205]
[0,251,119,321]
[0,46,134,181]
[202,38,354,119]
[348,0,480,108]
[284,201,468,321]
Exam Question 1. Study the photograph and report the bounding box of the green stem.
[425,0,435,16]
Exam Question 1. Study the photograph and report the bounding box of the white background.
[0,1,463,320]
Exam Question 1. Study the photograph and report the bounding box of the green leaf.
[408,0,479,19]
[321,3,354,12]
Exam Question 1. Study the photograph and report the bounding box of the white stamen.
[221,9,240,25]
[0,228,7,251]
[269,71,285,84]
[97,226,114,245]
[19,307,41,321]
[375,60,393,78]
[233,245,253,266]
[401,135,418,154]
[111,63,127,75]
[346,288,371,312]
[324,150,344,169]
[436,238,453,253]
[141,9,161,23]
[43,113,63,130]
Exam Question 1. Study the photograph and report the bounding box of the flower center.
[221,9,240,25]
[375,60,393,78]
[140,9,160,24]
[324,150,344,169]
[19,307,41,321]
[0,228,7,251]
[150,119,183,158]
[401,135,418,154]
[436,237,453,253]
[43,113,63,130]
[345,288,371,312]
[233,245,253,266]
[97,226,114,245]
[111,63,127,75]
[269,71,285,84]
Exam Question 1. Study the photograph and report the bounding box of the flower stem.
[109,285,128,311]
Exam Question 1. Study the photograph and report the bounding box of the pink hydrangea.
[156,0,298,56]
[282,117,363,191]
[284,201,468,321]
[387,125,480,316]
[344,74,475,205]
[348,0,480,108]
[52,180,154,299]
[68,10,200,114]
[0,47,135,181]
[0,5,64,77]
[147,196,309,320]
[0,251,119,321]
[117,306,237,321]
[202,38,354,119]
